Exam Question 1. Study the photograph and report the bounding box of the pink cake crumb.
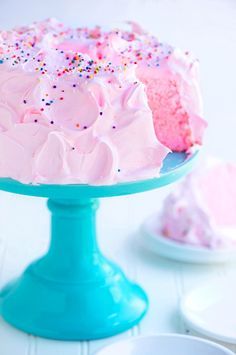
[137,51,207,152]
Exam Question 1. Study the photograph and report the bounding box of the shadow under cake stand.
[0,151,198,341]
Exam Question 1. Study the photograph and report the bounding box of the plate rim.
[141,214,236,264]
[180,281,236,344]
[94,333,234,354]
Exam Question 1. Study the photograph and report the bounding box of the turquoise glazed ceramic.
[0,151,198,340]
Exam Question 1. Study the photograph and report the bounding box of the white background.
[0,0,236,354]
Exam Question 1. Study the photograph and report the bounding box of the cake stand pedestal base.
[0,151,198,340]
[0,198,147,340]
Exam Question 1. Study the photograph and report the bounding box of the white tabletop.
[0,0,236,354]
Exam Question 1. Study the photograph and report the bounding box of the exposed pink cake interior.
[137,51,207,151]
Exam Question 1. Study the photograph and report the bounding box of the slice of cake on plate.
[160,159,236,249]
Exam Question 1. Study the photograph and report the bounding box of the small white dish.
[141,215,236,264]
[181,279,236,344]
[94,334,234,355]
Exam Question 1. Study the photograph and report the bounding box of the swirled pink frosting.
[159,160,236,249]
[0,19,206,185]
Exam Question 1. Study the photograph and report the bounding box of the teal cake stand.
[0,151,198,340]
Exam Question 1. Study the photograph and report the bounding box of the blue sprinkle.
[0,60,4,64]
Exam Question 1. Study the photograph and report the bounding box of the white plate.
[181,279,236,344]
[141,215,236,264]
[94,334,234,355]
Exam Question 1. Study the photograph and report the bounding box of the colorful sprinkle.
[0,20,175,116]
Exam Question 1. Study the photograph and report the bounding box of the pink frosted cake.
[160,160,236,249]
[0,19,206,185]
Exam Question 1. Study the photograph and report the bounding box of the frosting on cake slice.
[160,159,236,249]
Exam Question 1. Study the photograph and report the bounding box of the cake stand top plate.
[0,151,198,199]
